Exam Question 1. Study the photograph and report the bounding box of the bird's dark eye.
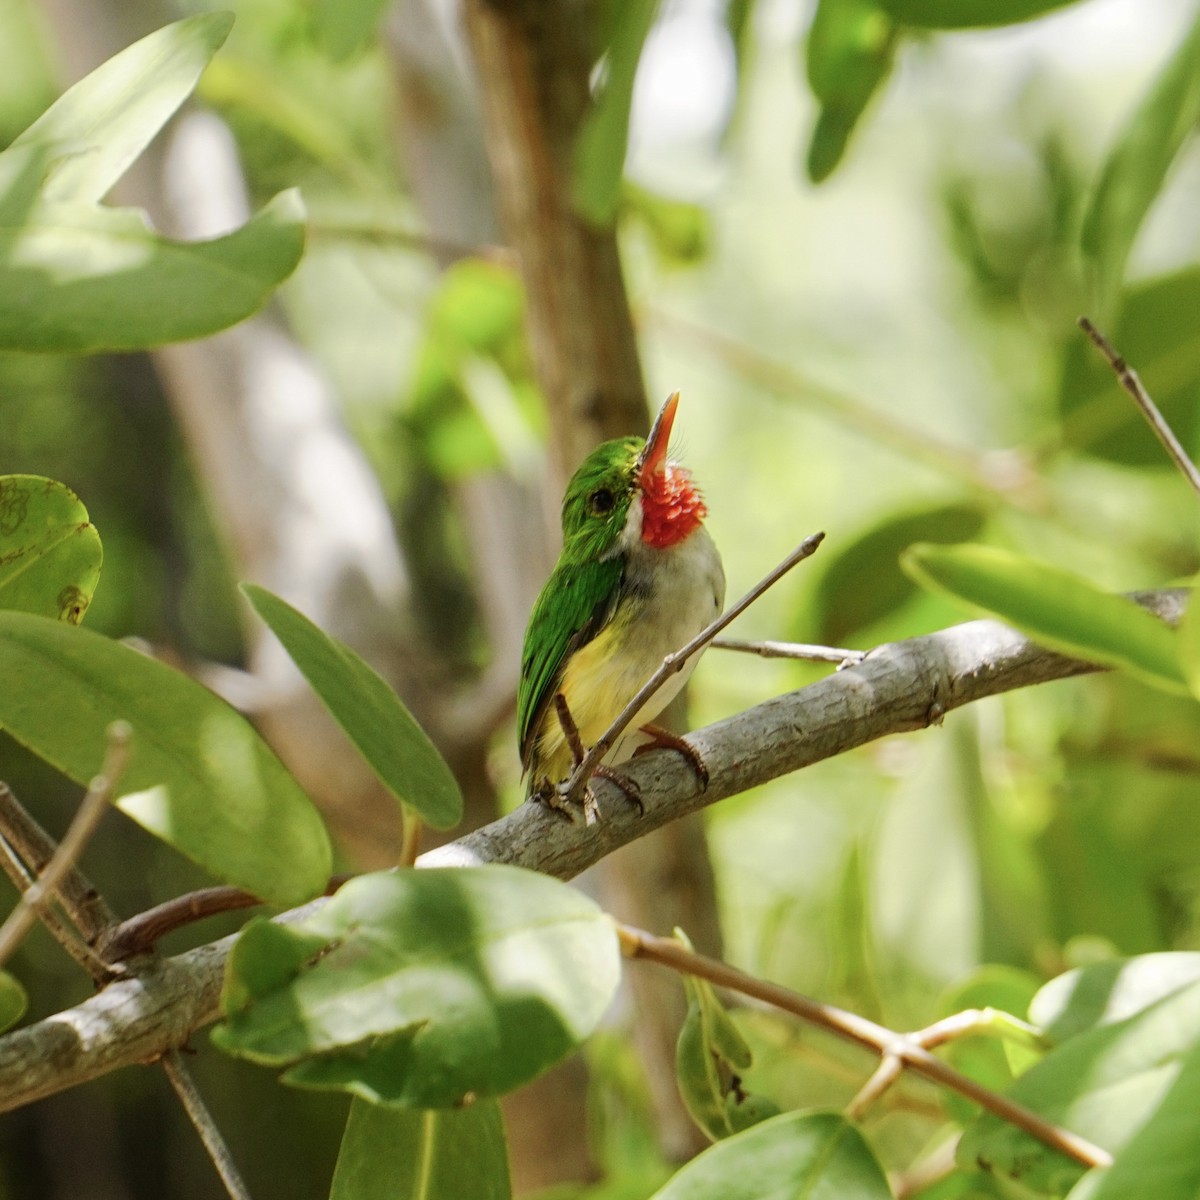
[588,487,615,515]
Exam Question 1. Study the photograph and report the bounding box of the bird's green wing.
[517,552,625,772]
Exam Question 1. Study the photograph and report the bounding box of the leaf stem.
[616,923,1113,1171]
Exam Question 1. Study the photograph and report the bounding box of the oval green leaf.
[213,866,621,1107]
[330,1097,512,1200]
[901,543,1188,694]
[1080,7,1200,314]
[6,12,234,205]
[0,190,306,354]
[0,612,331,906]
[0,475,101,623]
[960,979,1200,1195]
[650,1110,892,1199]
[0,971,28,1034]
[241,584,462,830]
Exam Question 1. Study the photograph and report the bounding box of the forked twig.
[616,923,1112,1172]
[0,723,132,970]
[562,532,826,805]
[1079,316,1200,497]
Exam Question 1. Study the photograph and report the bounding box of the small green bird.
[518,392,726,803]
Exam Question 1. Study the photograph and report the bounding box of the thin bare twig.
[615,923,1112,1171]
[711,637,865,666]
[161,1050,254,1200]
[562,532,826,805]
[0,724,132,970]
[1078,316,1200,497]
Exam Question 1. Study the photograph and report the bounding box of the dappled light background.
[4,0,1200,1196]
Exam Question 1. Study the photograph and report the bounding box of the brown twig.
[615,923,1113,1172]
[0,724,131,971]
[161,1050,253,1200]
[711,637,865,666]
[1078,316,1200,497]
[562,532,826,805]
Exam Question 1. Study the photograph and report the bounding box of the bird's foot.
[595,764,644,816]
[633,723,709,790]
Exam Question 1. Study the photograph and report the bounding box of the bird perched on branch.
[518,392,726,810]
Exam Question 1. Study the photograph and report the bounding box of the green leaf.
[5,12,234,204]
[0,971,28,1034]
[959,978,1200,1195]
[650,1110,892,1199]
[1080,7,1200,314]
[901,543,1189,695]
[309,0,389,61]
[571,0,660,226]
[878,0,1083,28]
[1177,585,1200,701]
[0,475,102,624]
[213,866,621,1107]
[0,612,331,906]
[330,1097,512,1200]
[811,501,986,643]
[1030,953,1200,1045]
[1058,270,1200,466]
[805,0,899,183]
[242,585,462,831]
[0,190,306,353]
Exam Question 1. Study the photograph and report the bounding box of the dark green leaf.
[959,979,1200,1195]
[811,502,986,643]
[1030,954,1200,1045]
[0,971,28,1034]
[805,0,898,183]
[1081,7,1200,313]
[650,1110,892,1199]
[5,12,234,204]
[878,0,1083,28]
[242,585,462,831]
[0,475,102,624]
[1059,270,1200,466]
[572,0,660,226]
[214,867,621,1107]
[330,1097,512,1200]
[0,612,331,906]
[901,543,1188,694]
[0,190,306,353]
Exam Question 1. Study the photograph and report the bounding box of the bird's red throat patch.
[641,464,706,549]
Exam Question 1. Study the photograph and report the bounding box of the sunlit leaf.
[0,612,331,906]
[650,1110,892,1199]
[805,0,898,183]
[0,190,306,353]
[811,501,986,643]
[1177,582,1200,701]
[959,979,1200,1195]
[214,867,621,1107]
[0,475,102,624]
[5,12,233,204]
[242,584,462,831]
[330,1098,512,1200]
[902,543,1188,695]
[1030,953,1200,1044]
[879,0,1083,28]
[572,0,660,226]
[1080,7,1200,313]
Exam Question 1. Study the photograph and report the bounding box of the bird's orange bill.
[638,391,679,485]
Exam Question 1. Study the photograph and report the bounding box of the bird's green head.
[559,392,707,560]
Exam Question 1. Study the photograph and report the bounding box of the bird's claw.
[633,724,710,791]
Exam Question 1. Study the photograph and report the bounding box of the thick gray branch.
[0,590,1186,1113]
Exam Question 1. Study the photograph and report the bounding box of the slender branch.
[1078,316,1200,497]
[712,637,865,666]
[562,532,826,804]
[0,590,1187,1114]
[615,924,1112,1170]
[161,1050,254,1200]
[0,723,131,970]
